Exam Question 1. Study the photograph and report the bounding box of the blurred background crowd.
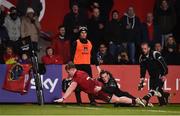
[0,0,180,65]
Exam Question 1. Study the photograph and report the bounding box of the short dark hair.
[65,61,76,70]
[46,46,54,55]
[141,42,149,47]
[100,70,113,78]
[58,25,65,29]
[154,42,162,45]
[167,35,175,39]
[112,10,119,16]
[72,3,79,8]
[99,43,107,47]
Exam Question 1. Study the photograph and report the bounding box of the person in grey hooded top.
[120,6,141,64]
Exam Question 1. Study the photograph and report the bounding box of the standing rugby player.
[138,42,170,106]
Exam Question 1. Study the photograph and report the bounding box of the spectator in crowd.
[0,5,8,45]
[164,36,177,64]
[153,0,174,12]
[4,7,21,50]
[88,1,100,18]
[17,0,42,17]
[41,46,63,65]
[90,0,114,22]
[141,13,161,47]
[21,7,41,51]
[121,6,141,64]
[105,10,123,56]
[72,26,101,105]
[88,7,105,51]
[18,53,31,64]
[63,4,87,43]
[96,43,114,65]
[154,42,166,57]
[115,51,130,64]
[3,46,19,64]
[174,0,180,43]
[154,42,163,53]
[69,0,90,16]
[52,25,71,64]
[0,7,9,63]
[154,0,176,47]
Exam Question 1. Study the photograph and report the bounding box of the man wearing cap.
[72,26,101,105]
[21,7,41,51]
[4,7,21,49]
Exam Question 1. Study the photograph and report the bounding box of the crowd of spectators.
[0,0,180,65]
[0,0,41,65]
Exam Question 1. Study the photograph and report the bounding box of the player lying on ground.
[54,62,145,107]
[98,70,153,107]
[62,70,142,107]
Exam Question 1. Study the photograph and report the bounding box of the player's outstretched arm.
[54,82,77,103]
[96,66,101,74]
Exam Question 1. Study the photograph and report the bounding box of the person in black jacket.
[63,4,87,43]
[99,70,145,107]
[138,42,170,106]
[88,8,105,51]
[141,13,161,47]
[120,6,142,64]
[163,36,177,64]
[69,0,90,16]
[153,0,176,47]
[96,43,114,64]
[105,10,123,57]
[89,0,114,22]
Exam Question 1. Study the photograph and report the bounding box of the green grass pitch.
[0,104,180,115]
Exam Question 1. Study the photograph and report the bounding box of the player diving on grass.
[98,70,153,107]
[54,62,145,107]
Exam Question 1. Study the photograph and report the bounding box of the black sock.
[143,90,155,102]
[157,88,166,105]
[75,88,82,104]
[132,99,136,105]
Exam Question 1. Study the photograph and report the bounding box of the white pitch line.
[124,109,180,114]
[67,106,101,110]
[55,105,101,110]
[55,105,180,114]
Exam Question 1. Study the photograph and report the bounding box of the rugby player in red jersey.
[54,62,145,106]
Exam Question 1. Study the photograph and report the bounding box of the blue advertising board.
[0,65,62,103]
